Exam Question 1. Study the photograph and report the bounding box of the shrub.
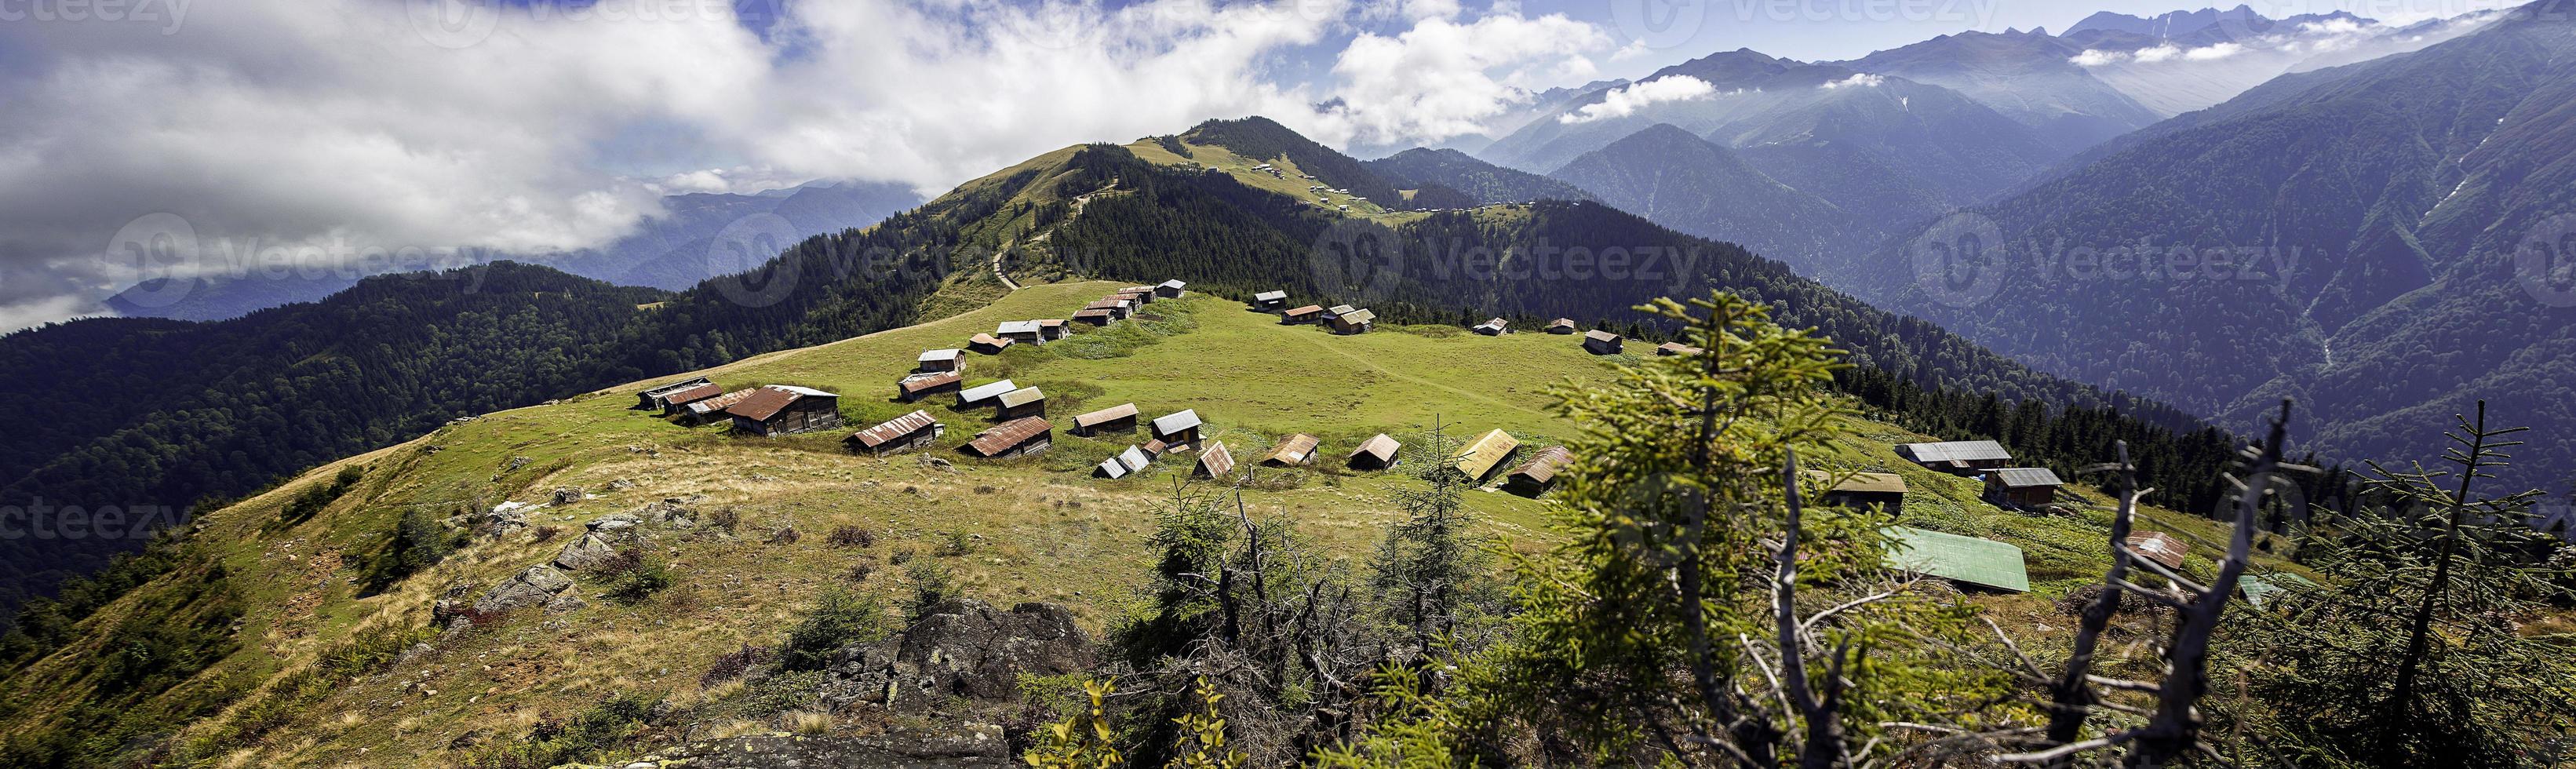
[904,561,959,621]
[827,526,875,548]
[766,527,801,545]
[708,508,741,532]
[700,643,776,687]
[779,589,890,672]
[594,549,673,605]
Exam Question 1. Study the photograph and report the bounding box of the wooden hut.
[1036,319,1069,341]
[1473,318,1508,336]
[1281,304,1324,324]
[1117,288,1154,304]
[729,385,843,437]
[1328,308,1375,335]
[995,387,1047,421]
[956,379,1018,409]
[1546,318,1576,334]
[995,321,1044,344]
[1983,468,2064,507]
[966,417,1052,459]
[1195,440,1236,479]
[684,388,761,423]
[897,371,964,402]
[1071,403,1139,436]
[1895,440,2012,473]
[1503,446,1573,496]
[1073,308,1117,326]
[637,377,714,410]
[1257,434,1321,467]
[1252,290,1287,310]
[967,333,1014,355]
[1096,445,1153,478]
[656,382,725,415]
[847,410,944,455]
[1453,429,1520,483]
[1582,330,1623,355]
[1807,470,1906,516]
[1655,341,1703,356]
[1151,409,1203,446]
[1156,279,1187,298]
[1324,304,1357,320]
[1084,297,1134,317]
[2126,531,2188,571]
[1347,433,1401,469]
[916,348,964,374]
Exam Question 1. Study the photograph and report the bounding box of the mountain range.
[102,180,923,323]
[1864,0,2576,492]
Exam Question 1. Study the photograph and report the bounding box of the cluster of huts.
[1270,293,1377,335]
[636,377,846,436]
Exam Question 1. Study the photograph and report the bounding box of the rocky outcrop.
[468,565,577,615]
[820,600,1092,709]
[555,511,650,570]
[614,725,1010,768]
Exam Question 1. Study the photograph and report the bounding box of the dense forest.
[1361,147,1598,205]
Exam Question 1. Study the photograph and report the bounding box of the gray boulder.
[821,600,1092,708]
[471,565,574,614]
[553,532,622,571]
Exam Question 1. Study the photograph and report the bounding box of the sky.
[0,0,2528,330]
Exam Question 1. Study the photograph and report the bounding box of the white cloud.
[1820,73,1886,89]
[2070,49,2121,67]
[1325,10,1611,144]
[2186,42,2246,60]
[1558,75,1721,124]
[2132,44,2184,63]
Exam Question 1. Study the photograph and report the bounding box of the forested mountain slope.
[1364,148,1596,205]
[1867,1,2576,490]
[1547,124,1854,273]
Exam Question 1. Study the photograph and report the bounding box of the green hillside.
[0,280,2293,767]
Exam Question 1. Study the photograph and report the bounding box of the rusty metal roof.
[1259,434,1321,465]
[729,385,833,421]
[661,383,724,406]
[898,372,962,393]
[1455,429,1519,480]
[1074,403,1139,428]
[850,410,940,449]
[687,388,762,416]
[1197,440,1236,478]
[2126,531,2188,570]
[1508,446,1572,484]
[967,417,1051,456]
[1073,308,1116,319]
[1350,433,1400,463]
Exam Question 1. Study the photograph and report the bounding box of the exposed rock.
[606,479,636,491]
[552,487,589,506]
[545,592,588,613]
[554,532,622,571]
[471,565,574,614]
[637,498,698,529]
[475,501,533,537]
[821,600,1092,709]
[916,456,956,472]
[505,456,533,471]
[643,725,1010,768]
[432,581,479,625]
[588,513,642,533]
